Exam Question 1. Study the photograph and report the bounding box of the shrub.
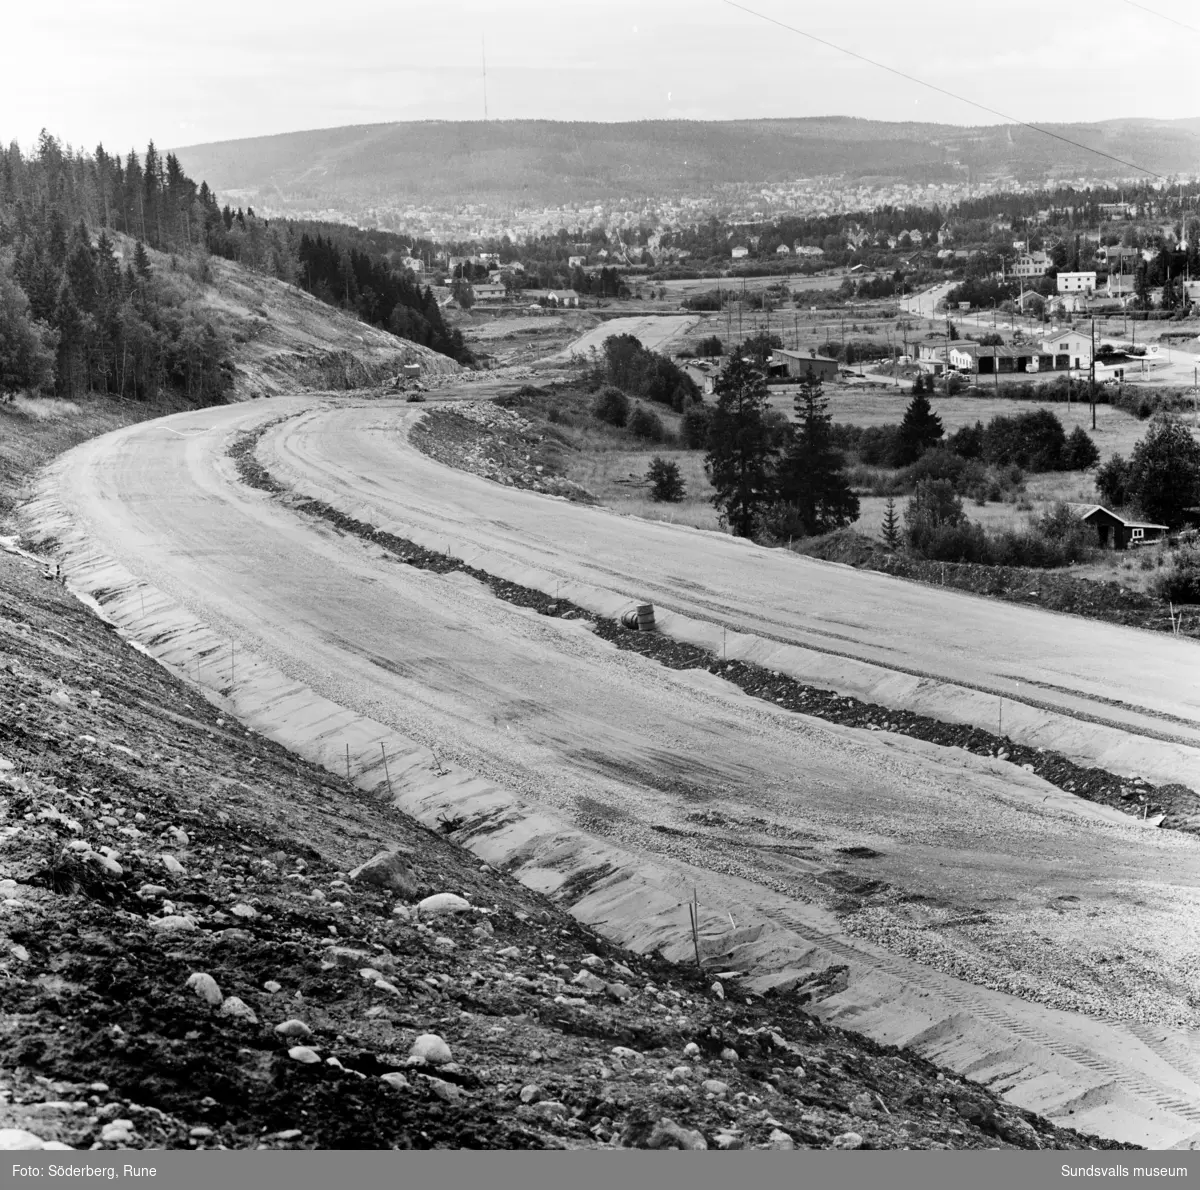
[695,335,724,357]
[628,403,665,442]
[681,403,713,449]
[1063,425,1101,471]
[914,520,992,562]
[947,420,984,459]
[592,386,630,427]
[983,408,1067,471]
[859,424,902,466]
[905,477,966,551]
[903,448,979,492]
[1095,453,1131,507]
[1152,541,1200,603]
[646,456,686,502]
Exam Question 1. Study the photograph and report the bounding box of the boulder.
[416,893,471,919]
[348,848,416,893]
[409,1034,452,1065]
[185,972,223,1006]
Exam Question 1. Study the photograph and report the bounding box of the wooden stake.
[689,891,703,971]
[381,743,394,798]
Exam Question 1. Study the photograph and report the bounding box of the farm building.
[1070,504,1168,550]
[774,350,839,382]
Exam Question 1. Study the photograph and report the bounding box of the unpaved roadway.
[29,394,1200,1146]
[544,314,698,363]
[262,402,1200,778]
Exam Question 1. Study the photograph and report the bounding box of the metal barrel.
[636,603,656,632]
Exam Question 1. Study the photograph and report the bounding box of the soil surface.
[0,551,1123,1152]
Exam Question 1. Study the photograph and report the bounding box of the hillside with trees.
[0,131,471,404]
[174,117,1200,219]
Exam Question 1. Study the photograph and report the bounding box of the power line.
[1121,0,1200,35]
[720,0,1168,183]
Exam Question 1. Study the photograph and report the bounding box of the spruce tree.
[776,371,860,536]
[881,496,901,549]
[704,355,776,537]
[896,388,944,465]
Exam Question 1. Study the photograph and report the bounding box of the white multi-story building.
[1057,272,1097,294]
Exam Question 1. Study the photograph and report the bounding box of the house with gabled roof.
[1068,504,1167,550]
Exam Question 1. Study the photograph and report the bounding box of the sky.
[5,0,1199,153]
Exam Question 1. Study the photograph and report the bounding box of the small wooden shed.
[1071,504,1168,550]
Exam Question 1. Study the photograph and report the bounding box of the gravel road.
[30,395,1200,1145]
[544,315,699,363]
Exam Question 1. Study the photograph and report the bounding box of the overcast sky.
[6,0,1199,153]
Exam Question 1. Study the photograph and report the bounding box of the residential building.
[793,244,824,257]
[1041,329,1091,370]
[775,243,792,255]
[1057,272,1097,294]
[731,246,749,259]
[1006,251,1051,279]
[568,255,587,268]
[473,282,508,302]
[683,362,718,395]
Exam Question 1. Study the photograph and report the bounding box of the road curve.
[27,395,1200,1146]
[265,399,1200,779]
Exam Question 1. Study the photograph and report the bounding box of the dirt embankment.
[794,530,1198,641]
[409,400,595,503]
[0,543,1122,1152]
[196,257,463,401]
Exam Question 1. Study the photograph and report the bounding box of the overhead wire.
[720,0,1170,183]
[1120,0,1200,36]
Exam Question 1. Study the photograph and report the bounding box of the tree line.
[1,133,232,402]
[0,131,475,402]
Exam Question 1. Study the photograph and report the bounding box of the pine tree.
[133,240,153,281]
[704,355,776,537]
[896,388,944,465]
[776,371,860,536]
[881,496,901,549]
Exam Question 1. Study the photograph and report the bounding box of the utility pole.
[1090,317,1097,431]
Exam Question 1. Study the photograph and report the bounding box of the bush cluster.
[905,486,1092,568]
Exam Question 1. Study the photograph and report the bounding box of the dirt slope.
[0,549,1113,1152]
[191,256,463,400]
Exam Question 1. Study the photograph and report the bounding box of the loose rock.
[288,1046,321,1064]
[416,893,471,918]
[409,1033,452,1065]
[274,1019,312,1039]
[348,848,416,893]
[219,996,258,1024]
[185,972,223,1006]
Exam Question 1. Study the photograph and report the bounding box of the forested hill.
[174,116,1200,215]
[0,132,469,403]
